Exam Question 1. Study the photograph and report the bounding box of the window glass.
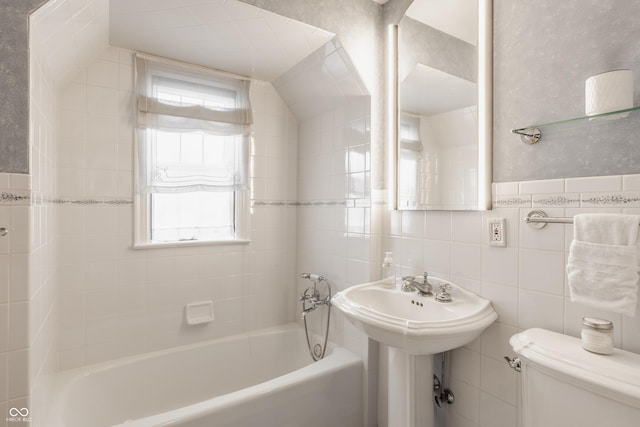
[134,54,251,246]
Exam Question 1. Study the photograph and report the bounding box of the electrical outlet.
[488,218,506,247]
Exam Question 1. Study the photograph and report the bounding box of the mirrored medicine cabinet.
[391,0,492,211]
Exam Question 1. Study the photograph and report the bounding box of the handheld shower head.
[300,273,326,282]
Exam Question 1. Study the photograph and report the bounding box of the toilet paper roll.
[585,69,634,116]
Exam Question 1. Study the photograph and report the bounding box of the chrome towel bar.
[524,209,640,230]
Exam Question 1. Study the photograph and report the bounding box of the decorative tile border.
[492,195,532,208]
[0,191,31,204]
[532,193,580,208]
[6,174,640,210]
[301,200,348,206]
[252,200,301,207]
[0,192,133,206]
[494,174,640,209]
[581,192,640,207]
[496,191,640,209]
[1,193,373,208]
[53,198,133,206]
[251,198,371,207]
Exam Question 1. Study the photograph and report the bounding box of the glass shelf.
[511,105,640,144]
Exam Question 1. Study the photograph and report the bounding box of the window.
[134,54,251,247]
[398,114,423,207]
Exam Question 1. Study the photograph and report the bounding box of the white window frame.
[133,54,251,249]
[133,190,250,249]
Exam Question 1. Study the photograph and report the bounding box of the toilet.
[510,328,640,427]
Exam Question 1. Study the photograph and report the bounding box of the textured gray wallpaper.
[4,0,640,180]
[494,0,640,182]
[398,16,476,84]
[0,0,47,173]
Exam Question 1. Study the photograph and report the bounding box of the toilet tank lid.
[510,328,640,400]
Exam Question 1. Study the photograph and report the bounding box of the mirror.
[394,0,492,210]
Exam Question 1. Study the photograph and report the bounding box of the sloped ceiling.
[274,39,369,121]
[400,64,476,116]
[31,0,337,85]
[30,0,110,85]
[109,0,335,82]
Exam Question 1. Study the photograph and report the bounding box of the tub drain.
[313,344,323,358]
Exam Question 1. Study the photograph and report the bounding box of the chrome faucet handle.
[435,282,452,303]
[438,283,451,292]
[300,286,314,302]
[400,276,415,292]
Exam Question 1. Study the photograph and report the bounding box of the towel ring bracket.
[525,210,549,229]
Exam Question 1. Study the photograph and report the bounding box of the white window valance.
[135,53,252,193]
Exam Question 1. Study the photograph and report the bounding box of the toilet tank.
[510,328,640,427]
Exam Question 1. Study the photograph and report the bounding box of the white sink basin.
[332,278,498,354]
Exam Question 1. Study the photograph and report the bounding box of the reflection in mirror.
[395,0,492,210]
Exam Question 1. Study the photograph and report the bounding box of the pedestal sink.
[332,277,497,427]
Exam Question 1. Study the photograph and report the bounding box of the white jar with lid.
[581,317,614,355]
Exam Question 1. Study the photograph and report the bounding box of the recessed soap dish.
[185,301,214,325]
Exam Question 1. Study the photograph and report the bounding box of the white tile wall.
[0,175,33,425]
[0,10,64,425]
[0,176,56,422]
[295,91,372,356]
[291,74,374,425]
[386,173,640,427]
[54,46,299,371]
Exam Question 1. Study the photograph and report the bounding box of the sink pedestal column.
[388,348,435,427]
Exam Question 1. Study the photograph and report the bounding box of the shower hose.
[300,274,332,361]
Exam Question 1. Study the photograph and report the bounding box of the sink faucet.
[401,272,433,296]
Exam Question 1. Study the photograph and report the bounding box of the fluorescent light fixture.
[477,0,493,210]
[387,24,398,210]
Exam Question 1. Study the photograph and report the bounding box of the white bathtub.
[47,324,363,427]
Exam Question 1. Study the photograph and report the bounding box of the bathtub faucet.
[299,274,333,361]
[300,286,331,315]
[300,273,331,317]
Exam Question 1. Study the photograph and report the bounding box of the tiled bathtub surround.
[384,173,640,427]
[26,1,378,422]
[54,45,299,370]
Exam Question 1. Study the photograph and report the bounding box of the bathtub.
[47,323,363,427]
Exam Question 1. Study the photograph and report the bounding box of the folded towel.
[567,213,640,317]
[573,213,639,245]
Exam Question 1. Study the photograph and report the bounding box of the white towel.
[567,213,640,317]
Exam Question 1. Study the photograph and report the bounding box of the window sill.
[133,239,250,250]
